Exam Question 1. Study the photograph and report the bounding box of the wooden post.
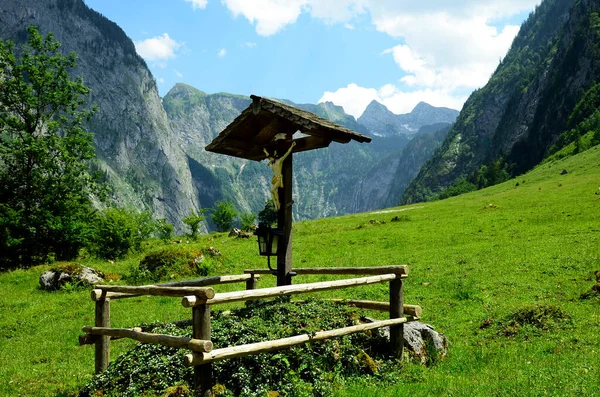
[277,150,293,286]
[193,304,212,397]
[245,274,257,290]
[94,298,110,373]
[389,278,404,359]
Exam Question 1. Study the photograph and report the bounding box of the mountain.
[0,0,200,229]
[358,100,459,136]
[403,0,600,203]
[0,0,457,228]
[163,83,454,219]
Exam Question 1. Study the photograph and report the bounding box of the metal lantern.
[255,227,283,271]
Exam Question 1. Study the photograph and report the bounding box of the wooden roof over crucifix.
[205,95,372,161]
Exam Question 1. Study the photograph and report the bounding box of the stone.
[561,169,568,175]
[39,265,104,291]
[365,318,449,365]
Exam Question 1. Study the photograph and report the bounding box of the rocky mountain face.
[403,0,600,203]
[358,100,458,136]
[0,0,200,230]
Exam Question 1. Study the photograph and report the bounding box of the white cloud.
[184,0,208,10]
[221,0,367,36]
[174,69,183,78]
[319,83,467,119]
[157,77,165,84]
[218,48,227,57]
[220,0,540,117]
[134,33,182,61]
[243,42,257,48]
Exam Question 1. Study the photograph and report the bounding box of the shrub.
[258,200,277,228]
[88,208,155,260]
[129,246,215,283]
[211,201,238,232]
[240,213,256,232]
[182,209,208,240]
[157,218,175,242]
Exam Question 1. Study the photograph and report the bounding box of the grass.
[1,145,600,396]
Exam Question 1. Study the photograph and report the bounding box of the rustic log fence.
[80,266,420,397]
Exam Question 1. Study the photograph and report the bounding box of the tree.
[0,26,99,267]
[211,200,238,232]
[182,209,208,239]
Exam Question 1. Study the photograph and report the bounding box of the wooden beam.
[94,285,214,300]
[321,300,421,317]
[184,317,410,366]
[82,326,213,353]
[291,136,332,153]
[244,266,409,276]
[79,327,143,345]
[182,274,399,307]
[91,275,259,301]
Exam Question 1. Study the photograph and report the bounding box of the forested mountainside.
[403,0,600,203]
[0,0,458,229]
[0,0,200,230]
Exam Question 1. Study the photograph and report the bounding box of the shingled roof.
[205,95,371,161]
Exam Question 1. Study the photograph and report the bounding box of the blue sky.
[84,0,540,118]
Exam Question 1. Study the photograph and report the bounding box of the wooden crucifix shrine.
[206,95,371,286]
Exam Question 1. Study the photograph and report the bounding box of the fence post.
[193,303,212,397]
[389,277,404,359]
[94,298,110,373]
[246,274,257,290]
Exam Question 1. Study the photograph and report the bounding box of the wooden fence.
[80,266,420,397]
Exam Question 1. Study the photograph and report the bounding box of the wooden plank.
[82,326,213,353]
[94,285,215,300]
[244,265,408,276]
[292,136,332,153]
[184,317,410,366]
[182,274,399,307]
[91,275,258,301]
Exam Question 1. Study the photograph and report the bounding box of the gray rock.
[39,267,104,291]
[365,318,449,364]
[78,267,104,286]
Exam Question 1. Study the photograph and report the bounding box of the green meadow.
[1,145,599,396]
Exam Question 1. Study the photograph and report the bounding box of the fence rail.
[81,267,419,396]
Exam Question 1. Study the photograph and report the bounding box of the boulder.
[228,228,253,239]
[39,265,104,291]
[365,318,449,365]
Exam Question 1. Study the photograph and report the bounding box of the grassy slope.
[0,146,599,396]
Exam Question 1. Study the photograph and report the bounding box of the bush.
[129,246,216,283]
[88,208,155,260]
[211,201,238,232]
[182,209,208,240]
[157,218,175,242]
[258,200,277,228]
[240,213,256,232]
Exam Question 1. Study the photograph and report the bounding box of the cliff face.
[403,0,600,203]
[0,0,200,229]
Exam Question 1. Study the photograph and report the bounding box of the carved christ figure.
[264,141,296,210]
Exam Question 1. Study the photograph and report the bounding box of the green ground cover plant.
[0,146,599,396]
